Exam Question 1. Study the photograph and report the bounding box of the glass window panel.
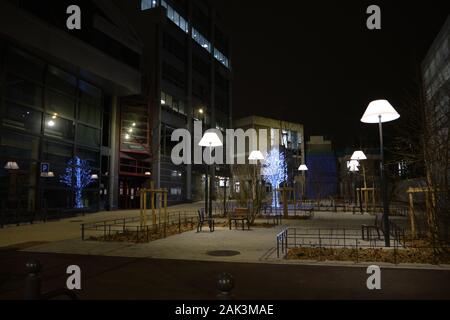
[0,133,40,161]
[42,141,73,164]
[46,66,77,96]
[5,74,42,107]
[77,124,100,148]
[5,48,45,83]
[1,102,42,134]
[44,114,75,140]
[79,102,101,127]
[76,148,100,168]
[46,89,75,119]
[79,80,102,107]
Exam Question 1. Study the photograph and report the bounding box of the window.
[214,48,230,68]
[141,0,157,10]
[161,1,189,33]
[192,28,211,53]
[5,74,42,107]
[1,102,42,134]
[161,91,186,116]
[44,114,75,141]
[46,66,77,96]
[46,89,75,120]
[77,124,100,148]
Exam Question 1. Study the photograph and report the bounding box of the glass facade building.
[0,47,102,213]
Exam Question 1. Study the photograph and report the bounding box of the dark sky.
[211,0,449,150]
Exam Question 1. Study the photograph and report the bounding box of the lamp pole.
[378,115,390,247]
[360,100,400,247]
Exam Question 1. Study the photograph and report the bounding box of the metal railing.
[81,210,199,241]
[276,227,406,259]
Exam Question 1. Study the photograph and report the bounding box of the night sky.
[212,0,449,150]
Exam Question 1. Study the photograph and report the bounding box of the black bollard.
[24,260,42,300]
[216,272,234,300]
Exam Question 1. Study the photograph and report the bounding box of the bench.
[229,208,250,230]
[361,213,384,240]
[197,208,215,232]
[295,204,315,219]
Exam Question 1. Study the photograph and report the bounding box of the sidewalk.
[0,202,204,248]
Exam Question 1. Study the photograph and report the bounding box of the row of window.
[161,91,187,116]
[141,0,230,69]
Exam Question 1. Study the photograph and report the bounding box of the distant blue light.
[60,157,94,209]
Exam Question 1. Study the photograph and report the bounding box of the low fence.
[81,210,199,241]
[276,225,409,258]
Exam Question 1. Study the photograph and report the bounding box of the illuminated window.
[141,0,157,10]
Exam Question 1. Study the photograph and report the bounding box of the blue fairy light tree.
[60,156,94,209]
[261,148,287,208]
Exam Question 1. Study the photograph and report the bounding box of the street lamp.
[199,132,223,220]
[347,159,360,207]
[249,150,265,202]
[298,164,308,201]
[361,99,400,247]
[351,150,367,213]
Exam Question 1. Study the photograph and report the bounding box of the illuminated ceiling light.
[145,171,151,176]
[128,128,133,133]
[52,113,58,119]
[198,108,204,114]
[47,120,55,127]
[125,134,130,140]
[4,161,19,170]
[91,174,99,180]
[161,99,166,105]
[298,164,308,171]
[132,123,136,127]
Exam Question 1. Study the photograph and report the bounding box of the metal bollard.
[24,260,42,300]
[217,273,234,300]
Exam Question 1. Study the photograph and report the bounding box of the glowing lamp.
[351,151,367,161]
[4,162,19,170]
[248,150,265,161]
[198,132,223,147]
[361,100,400,124]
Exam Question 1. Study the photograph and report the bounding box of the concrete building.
[305,136,338,199]
[422,14,450,186]
[114,0,233,207]
[233,116,305,199]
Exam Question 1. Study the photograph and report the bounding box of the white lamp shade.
[361,99,400,124]
[351,151,367,161]
[4,162,19,170]
[198,132,223,147]
[248,150,265,161]
[91,174,99,180]
[298,164,308,171]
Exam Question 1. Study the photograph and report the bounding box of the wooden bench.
[197,208,215,232]
[361,213,384,240]
[296,204,315,219]
[229,208,250,230]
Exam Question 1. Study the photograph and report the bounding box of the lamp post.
[199,132,223,219]
[348,159,360,207]
[351,151,367,213]
[249,150,265,203]
[298,164,308,202]
[361,99,400,247]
